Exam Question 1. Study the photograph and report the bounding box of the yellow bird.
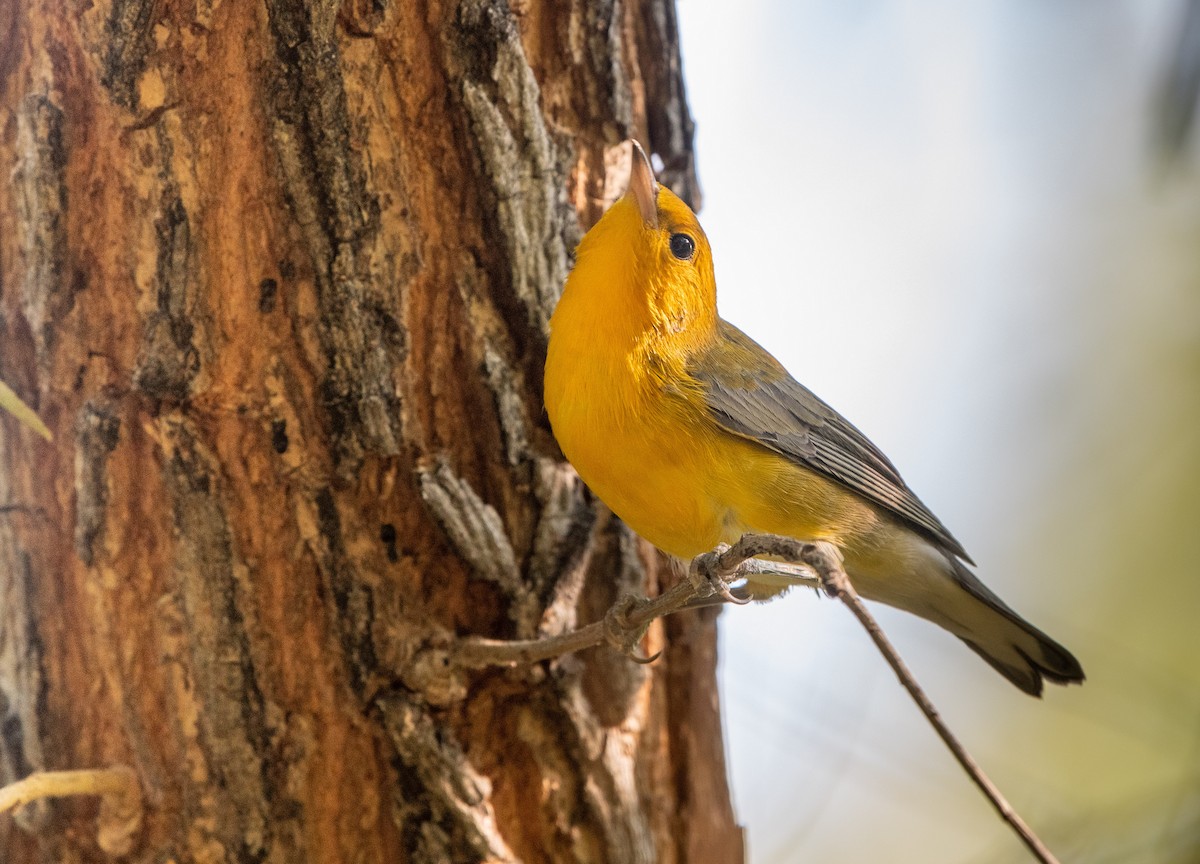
[544,142,1084,696]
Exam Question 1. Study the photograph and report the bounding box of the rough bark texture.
[0,0,741,862]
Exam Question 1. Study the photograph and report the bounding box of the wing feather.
[690,320,972,562]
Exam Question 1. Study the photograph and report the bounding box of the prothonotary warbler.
[544,141,1084,696]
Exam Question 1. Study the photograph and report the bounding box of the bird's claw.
[798,541,849,600]
[688,549,752,605]
[603,594,661,663]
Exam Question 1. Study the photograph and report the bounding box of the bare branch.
[812,552,1062,864]
[450,532,1062,864]
[682,533,1062,864]
[452,577,694,668]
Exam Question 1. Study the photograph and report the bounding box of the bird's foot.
[688,546,753,605]
[795,540,849,599]
[603,594,662,664]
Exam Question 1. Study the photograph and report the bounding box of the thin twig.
[453,577,696,668]
[452,532,1062,863]
[452,554,823,668]
[829,564,1060,864]
[707,534,1061,864]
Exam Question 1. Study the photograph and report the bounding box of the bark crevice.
[0,1,740,860]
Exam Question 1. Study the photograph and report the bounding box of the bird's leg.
[792,540,849,599]
[603,594,662,664]
[687,545,753,605]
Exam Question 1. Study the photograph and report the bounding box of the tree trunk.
[0,0,742,862]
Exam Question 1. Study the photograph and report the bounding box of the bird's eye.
[669,233,695,261]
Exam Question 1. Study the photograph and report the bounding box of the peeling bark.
[0,0,741,861]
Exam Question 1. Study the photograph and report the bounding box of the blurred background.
[674,1,1200,861]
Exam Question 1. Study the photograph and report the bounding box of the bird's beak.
[627,140,659,228]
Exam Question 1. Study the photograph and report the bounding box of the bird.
[543,141,1084,696]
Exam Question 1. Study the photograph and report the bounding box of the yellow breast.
[545,187,883,564]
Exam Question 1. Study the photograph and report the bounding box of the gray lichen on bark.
[445,0,577,339]
[0,548,48,834]
[576,520,651,727]
[482,342,531,467]
[379,693,519,864]
[73,402,120,566]
[312,487,381,691]
[513,651,655,864]
[0,0,733,859]
[418,458,538,636]
[567,0,635,136]
[134,177,202,403]
[13,94,70,373]
[528,457,595,608]
[264,0,407,468]
[452,259,536,471]
[164,421,272,859]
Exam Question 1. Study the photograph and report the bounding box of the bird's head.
[569,141,717,342]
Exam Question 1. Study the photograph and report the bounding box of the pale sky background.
[673,2,1200,862]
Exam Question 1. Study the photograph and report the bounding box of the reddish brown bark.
[0,0,740,861]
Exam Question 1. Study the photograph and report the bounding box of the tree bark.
[0,0,741,862]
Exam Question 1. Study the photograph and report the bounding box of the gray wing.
[689,320,972,562]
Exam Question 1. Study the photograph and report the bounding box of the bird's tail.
[947,558,1085,696]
